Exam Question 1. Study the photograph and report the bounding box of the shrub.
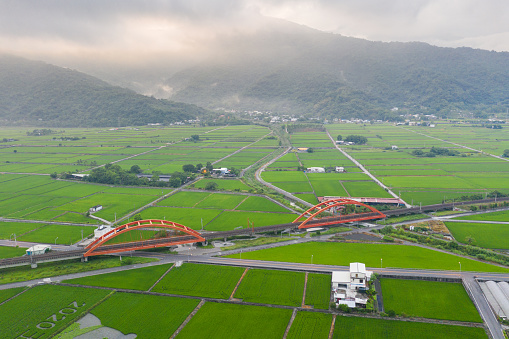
[205,182,218,190]
[337,304,351,313]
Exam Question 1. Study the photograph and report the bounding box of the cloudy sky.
[1,0,508,66]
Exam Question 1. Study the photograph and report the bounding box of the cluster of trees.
[485,124,503,129]
[182,162,213,173]
[412,147,460,157]
[344,135,368,145]
[445,190,508,204]
[26,129,56,136]
[503,149,509,157]
[285,123,325,134]
[78,164,192,188]
[75,159,97,166]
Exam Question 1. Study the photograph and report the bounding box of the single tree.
[129,165,142,174]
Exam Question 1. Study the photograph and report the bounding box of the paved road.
[254,147,314,208]
[325,131,411,208]
[463,275,505,339]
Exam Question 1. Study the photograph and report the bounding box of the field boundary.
[170,299,205,339]
[0,286,30,307]
[328,314,336,339]
[230,267,249,300]
[301,272,308,307]
[282,308,297,339]
[148,263,175,292]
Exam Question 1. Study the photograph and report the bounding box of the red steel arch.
[84,219,205,257]
[294,198,386,229]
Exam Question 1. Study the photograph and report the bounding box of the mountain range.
[3,19,509,126]
[161,20,509,119]
[0,55,209,127]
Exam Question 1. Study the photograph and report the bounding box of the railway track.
[1,196,507,268]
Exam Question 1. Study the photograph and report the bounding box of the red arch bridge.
[0,198,386,266]
[82,198,385,256]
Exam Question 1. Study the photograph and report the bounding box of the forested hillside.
[0,55,209,127]
[165,19,509,119]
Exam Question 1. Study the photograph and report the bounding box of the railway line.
[1,196,508,269]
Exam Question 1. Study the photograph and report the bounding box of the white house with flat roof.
[306,167,325,173]
[332,262,373,308]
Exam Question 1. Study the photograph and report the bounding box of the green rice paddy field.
[326,123,509,205]
[381,279,482,322]
[304,273,331,309]
[444,221,509,249]
[176,302,292,339]
[455,210,509,222]
[64,263,173,290]
[0,284,110,339]
[234,269,305,306]
[287,312,333,339]
[227,242,509,272]
[332,316,486,339]
[152,263,245,299]
[92,292,199,339]
[0,246,27,259]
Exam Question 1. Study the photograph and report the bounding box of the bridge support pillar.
[81,256,88,262]
[224,237,227,242]
[201,241,208,246]
[31,263,37,269]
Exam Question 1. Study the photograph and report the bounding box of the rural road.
[254,147,314,208]
[325,131,412,208]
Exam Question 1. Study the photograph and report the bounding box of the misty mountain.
[162,19,509,118]
[0,55,209,127]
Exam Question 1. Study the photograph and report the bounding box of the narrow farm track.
[402,126,509,162]
[211,131,273,165]
[325,130,411,208]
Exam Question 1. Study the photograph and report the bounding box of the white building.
[26,245,51,256]
[332,262,373,308]
[89,205,103,213]
[335,166,345,173]
[391,145,398,150]
[306,167,325,173]
[212,168,229,175]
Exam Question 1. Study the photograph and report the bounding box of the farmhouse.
[335,166,345,173]
[391,145,398,150]
[296,147,309,153]
[89,205,103,213]
[137,173,172,182]
[70,173,89,180]
[306,167,325,173]
[332,262,373,308]
[212,168,230,175]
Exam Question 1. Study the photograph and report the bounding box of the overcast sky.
[1,0,508,66]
